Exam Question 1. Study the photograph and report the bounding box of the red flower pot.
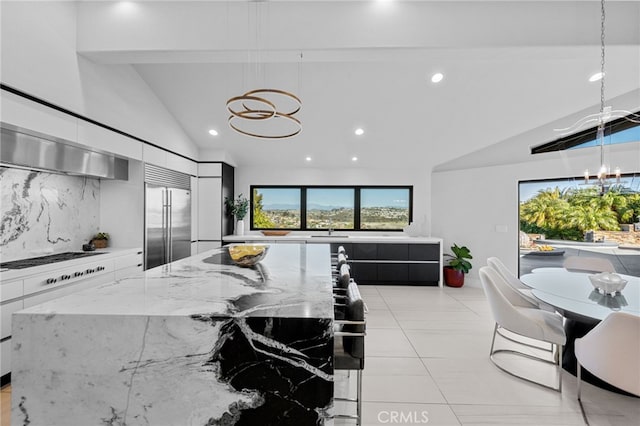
[444,266,465,287]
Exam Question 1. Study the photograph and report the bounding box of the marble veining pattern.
[12,244,335,425]
[0,167,100,261]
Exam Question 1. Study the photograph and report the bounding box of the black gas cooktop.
[0,252,105,269]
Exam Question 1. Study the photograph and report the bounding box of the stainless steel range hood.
[0,123,128,180]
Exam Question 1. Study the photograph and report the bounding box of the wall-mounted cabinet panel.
[198,163,222,177]
[1,91,77,142]
[197,177,222,241]
[142,144,167,168]
[167,152,197,176]
[191,176,198,242]
[77,121,142,160]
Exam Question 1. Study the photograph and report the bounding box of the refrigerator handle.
[168,189,173,262]
[162,188,168,264]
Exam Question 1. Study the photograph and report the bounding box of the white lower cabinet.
[0,248,143,380]
[1,300,23,339]
[114,251,143,280]
[23,273,115,308]
[1,339,12,377]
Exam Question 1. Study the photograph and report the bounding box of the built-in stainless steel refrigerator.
[144,164,191,270]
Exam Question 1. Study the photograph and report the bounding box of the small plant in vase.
[92,232,110,249]
[443,244,472,287]
[225,194,249,236]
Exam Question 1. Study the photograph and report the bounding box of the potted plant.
[225,194,249,236]
[92,232,110,249]
[443,244,472,287]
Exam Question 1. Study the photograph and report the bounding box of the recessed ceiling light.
[354,128,364,136]
[351,156,358,162]
[208,129,219,136]
[589,72,604,82]
[431,72,444,83]
[305,156,312,162]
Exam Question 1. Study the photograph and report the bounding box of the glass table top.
[521,268,640,321]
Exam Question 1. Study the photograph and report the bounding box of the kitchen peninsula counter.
[224,234,442,244]
[226,234,444,287]
[11,244,335,425]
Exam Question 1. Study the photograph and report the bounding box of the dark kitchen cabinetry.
[331,241,441,286]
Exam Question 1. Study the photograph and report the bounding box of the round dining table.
[521,267,640,323]
[521,268,640,393]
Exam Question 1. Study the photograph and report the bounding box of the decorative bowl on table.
[228,244,269,267]
[588,272,628,295]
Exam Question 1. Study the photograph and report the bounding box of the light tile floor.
[335,285,640,426]
[1,286,638,426]
[0,384,9,426]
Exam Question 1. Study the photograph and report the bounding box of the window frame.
[250,185,413,231]
[531,113,640,154]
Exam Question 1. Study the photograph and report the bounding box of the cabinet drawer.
[350,263,377,282]
[115,265,143,281]
[24,259,115,297]
[408,244,440,261]
[1,338,11,377]
[114,252,143,270]
[409,264,440,284]
[23,273,114,308]
[1,299,23,339]
[378,244,408,260]
[0,279,23,301]
[377,263,409,282]
[352,244,377,260]
[330,243,352,256]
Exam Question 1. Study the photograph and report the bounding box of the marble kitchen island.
[11,244,335,426]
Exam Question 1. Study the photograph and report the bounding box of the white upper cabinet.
[198,163,222,177]
[198,177,222,241]
[1,91,77,141]
[77,120,143,160]
[167,151,197,176]
[143,144,196,176]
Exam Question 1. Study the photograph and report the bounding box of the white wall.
[0,1,198,160]
[431,141,640,286]
[100,160,144,250]
[235,166,431,235]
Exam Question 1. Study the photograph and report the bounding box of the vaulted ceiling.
[77,1,640,169]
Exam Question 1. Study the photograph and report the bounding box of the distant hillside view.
[252,187,411,230]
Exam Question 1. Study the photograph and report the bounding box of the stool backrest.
[344,281,365,361]
[336,264,351,289]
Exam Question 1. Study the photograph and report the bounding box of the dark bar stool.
[334,281,366,425]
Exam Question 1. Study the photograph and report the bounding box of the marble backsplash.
[0,167,100,262]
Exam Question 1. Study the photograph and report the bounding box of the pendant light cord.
[598,0,606,168]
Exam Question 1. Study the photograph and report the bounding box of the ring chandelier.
[226,89,302,139]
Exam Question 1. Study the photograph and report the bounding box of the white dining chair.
[563,256,615,273]
[480,266,566,391]
[575,312,640,423]
[487,257,556,312]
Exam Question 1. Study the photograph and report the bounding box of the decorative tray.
[261,230,291,236]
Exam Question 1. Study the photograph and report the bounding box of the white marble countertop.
[224,233,442,244]
[15,244,335,319]
[0,247,142,282]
